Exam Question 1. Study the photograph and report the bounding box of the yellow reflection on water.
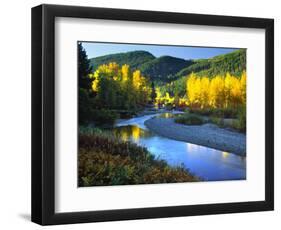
[164,113,170,118]
[132,126,140,141]
[161,113,174,118]
[222,151,229,158]
[116,125,142,143]
[121,131,129,142]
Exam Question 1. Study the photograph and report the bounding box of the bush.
[79,89,119,126]
[175,113,204,125]
[78,132,199,186]
[209,116,224,127]
[232,106,246,132]
[189,107,238,118]
[92,109,119,127]
[165,103,174,110]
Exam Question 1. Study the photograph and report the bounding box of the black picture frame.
[31,4,274,225]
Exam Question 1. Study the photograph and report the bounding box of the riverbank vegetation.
[175,113,204,125]
[79,128,198,186]
[179,72,246,132]
[175,106,246,133]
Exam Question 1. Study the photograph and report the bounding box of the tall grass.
[232,106,246,132]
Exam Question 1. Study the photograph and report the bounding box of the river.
[112,112,246,181]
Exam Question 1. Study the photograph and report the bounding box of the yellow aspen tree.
[240,71,247,104]
[91,62,120,92]
[121,64,130,82]
[92,69,101,92]
[108,62,119,74]
[224,73,233,108]
[200,77,210,108]
[186,73,197,107]
[137,74,150,105]
[230,76,242,108]
[155,87,162,106]
[193,77,201,106]
[132,70,142,89]
[209,76,225,108]
[164,92,174,105]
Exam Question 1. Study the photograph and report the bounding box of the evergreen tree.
[78,43,92,90]
[78,43,93,124]
[150,81,157,103]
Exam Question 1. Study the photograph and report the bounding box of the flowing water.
[112,112,246,181]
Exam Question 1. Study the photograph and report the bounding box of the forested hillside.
[90,49,246,83]
[90,51,155,70]
[175,49,246,78]
[139,56,192,82]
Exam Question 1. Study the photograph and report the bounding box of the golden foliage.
[92,62,120,91]
[121,64,129,82]
[91,62,152,107]
[186,72,246,109]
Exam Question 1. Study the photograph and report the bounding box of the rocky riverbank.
[144,117,246,156]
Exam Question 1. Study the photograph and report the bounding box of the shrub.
[189,107,238,118]
[78,132,199,186]
[209,116,224,127]
[232,106,246,132]
[165,103,174,110]
[175,113,204,125]
[79,89,119,126]
[92,109,119,126]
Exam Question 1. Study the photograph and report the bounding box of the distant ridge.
[90,50,155,70]
[89,49,246,82]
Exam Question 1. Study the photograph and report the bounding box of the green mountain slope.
[140,56,193,82]
[175,49,246,78]
[89,50,155,70]
[89,49,246,84]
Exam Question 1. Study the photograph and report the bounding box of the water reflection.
[222,151,229,158]
[112,113,246,181]
[114,125,152,143]
[158,112,175,118]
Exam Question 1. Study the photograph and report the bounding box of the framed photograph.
[31,4,274,225]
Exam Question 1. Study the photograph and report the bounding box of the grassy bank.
[175,107,246,133]
[79,128,199,186]
[175,113,204,125]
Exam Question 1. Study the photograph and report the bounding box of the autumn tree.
[90,62,151,111]
[240,71,246,104]
[186,73,197,107]
[200,77,210,108]
[209,75,225,108]
[186,72,246,110]
[121,64,130,82]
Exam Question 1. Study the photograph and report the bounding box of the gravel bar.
[144,117,246,156]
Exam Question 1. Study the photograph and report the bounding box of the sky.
[81,42,238,60]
